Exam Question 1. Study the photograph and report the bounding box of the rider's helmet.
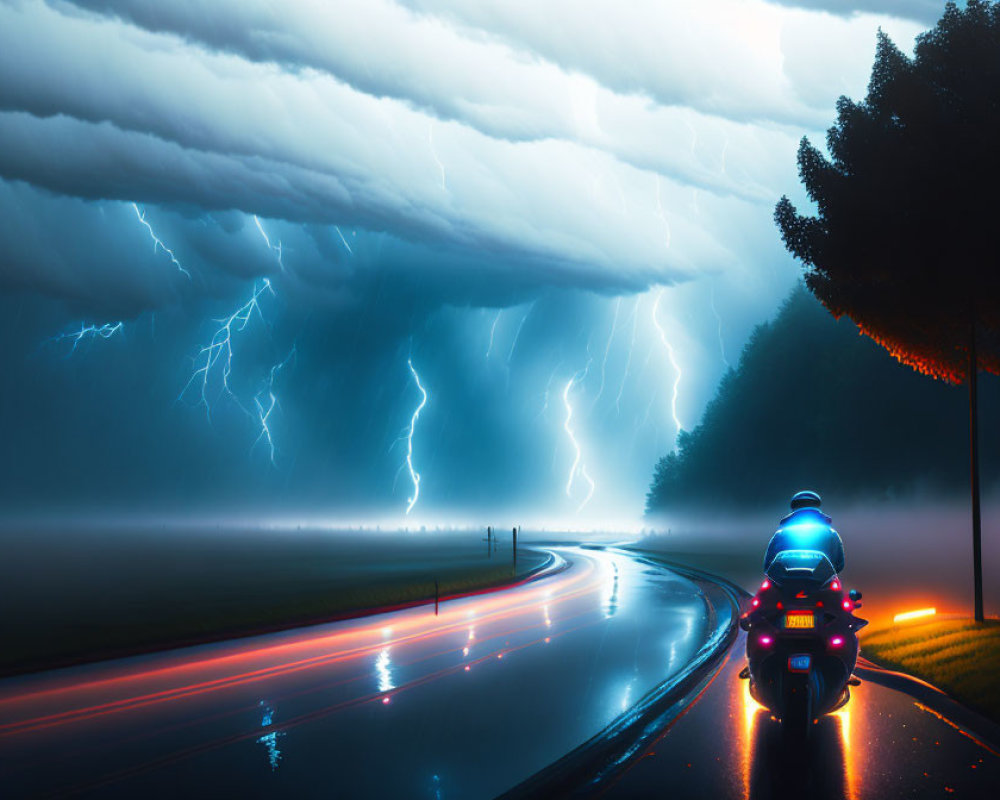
[789,490,822,512]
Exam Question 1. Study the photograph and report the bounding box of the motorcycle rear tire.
[781,685,812,744]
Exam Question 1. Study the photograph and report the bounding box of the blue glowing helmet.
[789,490,822,512]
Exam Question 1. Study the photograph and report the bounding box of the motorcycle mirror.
[849,589,862,601]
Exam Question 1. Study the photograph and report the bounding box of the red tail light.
[761,579,771,591]
[831,579,841,591]
[759,635,773,646]
[830,636,844,647]
[842,599,852,611]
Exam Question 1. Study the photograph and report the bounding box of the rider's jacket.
[763,507,845,574]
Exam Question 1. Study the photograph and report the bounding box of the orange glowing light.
[830,707,859,800]
[739,678,764,800]
[893,607,936,624]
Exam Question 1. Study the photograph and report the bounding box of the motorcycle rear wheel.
[780,685,812,743]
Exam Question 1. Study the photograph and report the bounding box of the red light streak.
[0,552,604,738]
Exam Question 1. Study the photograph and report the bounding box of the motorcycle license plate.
[788,654,811,673]
[784,611,814,629]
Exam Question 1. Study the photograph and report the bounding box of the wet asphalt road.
[600,631,1000,799]
[0,547,731,799]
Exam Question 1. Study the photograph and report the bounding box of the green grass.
[861,618,1000,722]
[0,527,547,676]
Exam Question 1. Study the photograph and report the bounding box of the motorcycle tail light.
[831,579,841,591]
[830,636,844,647]
[759,635,772,646]
[751,598,760,608]
[842,599,852,611]
[761,579,771,591]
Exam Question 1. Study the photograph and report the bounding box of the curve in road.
[0,546,732,799]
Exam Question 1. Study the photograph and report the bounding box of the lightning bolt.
[334,226,354,255]
[593,297,622,406]
[615,297,641,414]
[404,358,428,515]
[651,288,683,440]
[710,287,730,368]
[428,124,447,191]
[252,346,296,467]
[485,310,502,359]
[253,215,285,272]
[536,359,564,420]
[49,321,123,354]
[178,278,274,421]
[562,365,595,512]
[507,305,533,365]
[132,203,190,278]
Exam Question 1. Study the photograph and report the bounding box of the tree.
[775,1,1000,622]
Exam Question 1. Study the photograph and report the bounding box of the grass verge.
[0,527,548,677]
[861,618,1000,723]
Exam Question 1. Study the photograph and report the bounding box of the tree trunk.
[969,320,984,623]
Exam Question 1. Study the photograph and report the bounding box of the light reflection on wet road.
[0,547,726,798]
[602,631,1000,799]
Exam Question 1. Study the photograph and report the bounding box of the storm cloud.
[0,0,930,521]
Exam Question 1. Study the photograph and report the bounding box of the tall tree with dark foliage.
[775,1,1000,621]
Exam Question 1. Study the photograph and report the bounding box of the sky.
[0,0,935,527]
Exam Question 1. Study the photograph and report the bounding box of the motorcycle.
[739,549,867,739]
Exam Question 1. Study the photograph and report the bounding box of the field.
[861,618,1000,722]
[0,524,547,676]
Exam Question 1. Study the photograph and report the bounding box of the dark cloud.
[768,1,945,25]
[0,0,926,520]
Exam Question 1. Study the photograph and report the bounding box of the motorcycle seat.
[765,549,836,586]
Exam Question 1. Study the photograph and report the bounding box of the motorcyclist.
[763,490,844,574]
